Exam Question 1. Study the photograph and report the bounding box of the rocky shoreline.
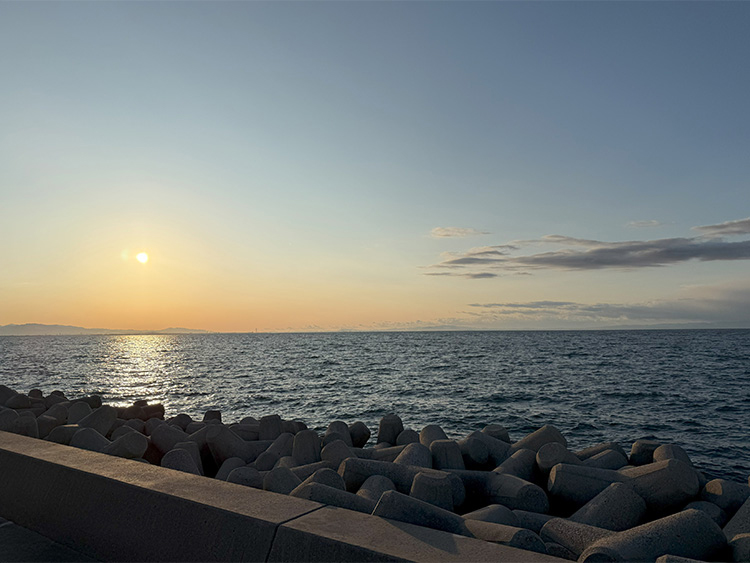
[1,384,749,562]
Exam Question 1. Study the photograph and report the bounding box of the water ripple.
[1,329,749,481]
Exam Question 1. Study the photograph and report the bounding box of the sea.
[1,330,749,482]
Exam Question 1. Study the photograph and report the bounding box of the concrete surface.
[0,517,97,562]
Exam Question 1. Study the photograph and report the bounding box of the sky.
[1,1,749,332]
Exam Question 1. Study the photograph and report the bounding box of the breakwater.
[1,383,749,562]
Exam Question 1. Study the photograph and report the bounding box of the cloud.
[693,217,750,237]
[466,281,750,326]
[425,271,498,279]
[424,217,750,276]
[627,220,665,228]
[430,227,490,238]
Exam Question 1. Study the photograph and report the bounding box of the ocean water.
[1,330,749,482]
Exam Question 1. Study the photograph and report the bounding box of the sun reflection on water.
[101,335,180,408]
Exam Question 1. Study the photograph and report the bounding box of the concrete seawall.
[0,431,561,562]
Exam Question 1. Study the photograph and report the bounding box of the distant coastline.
[0,322,748,336]
[0,324,212,336]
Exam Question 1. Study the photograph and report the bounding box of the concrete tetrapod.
[570,482,647,531]
[372,490,470,536]
[393,442,432,468]
[396,428,419,446]
[513,510,555,534]
[629,439,661,466]
[462,519,547,554]
[70,427,109,452]
[290,460,336,481]
[37,415,64,439]
[296,468,346,491]
[370,444,407,462]
[729,533,750,563]
[347,421,370,448]
[110,425,136,441]
[325,421,353,447]
[583,450,629,470]
[338,457,466,509]
[44,403,69,424]
[457,436,489,469]
[545,542,577,561]
[536,443,582,473]
[467,430,511,466]
[430,440,465,470]
[410,471,454,511]
[229,423,259,441]
[150,423,189,456]
[77,405,117,437]
[580,509,727,562]
[724,496,750,542]
[46,424,81,446]
[170,440,203,475]
[548,463,629,508]
[482,424,510,444]
[0,409,20,434]
[322,431,348,447]
[320,439,353,468]
[493,448,537,482]
[540,518,615,558]
[67,402,92,424]
[340,456,426,493]
[419,424,449,447]
[702,478,750,514]
[215,457,246,481]
[103,431,149,460]
[161,448,201,475]
[355,475,396,503]
[444,469,547,513]
[263,466,303,495]
[206,425,271,464]
[266,433,295,459]
[226,466,263,488]
[292,429,322,465]
[11,415,39,438]
[254,451,279,471]
[377,414,403,445]
[259,414,282,441]
[487,472,550,513]
[509,425,566,455]
[575,442,628,461]
[653,444,693,466]
[683,501,728,527]
[619,459,700,514]
[654,556,706,563]
[291,482,376,514]
[462,504,519,527]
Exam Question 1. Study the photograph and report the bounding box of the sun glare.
[136,252,149,264]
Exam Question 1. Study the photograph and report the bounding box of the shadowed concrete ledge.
[0,431,562,562]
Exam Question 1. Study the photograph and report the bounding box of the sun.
[136,252,149,264]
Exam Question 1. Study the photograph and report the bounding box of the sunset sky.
[2,2,749,332]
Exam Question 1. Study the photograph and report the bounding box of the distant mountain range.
[0,323,211,336]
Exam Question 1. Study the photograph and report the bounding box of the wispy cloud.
[424,217,750,276]
[693,217,750,237]
[430,227,490,238]
[466,281,750,326]
[425,271,499,279]
[627,220,665,228]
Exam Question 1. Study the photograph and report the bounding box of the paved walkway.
[0,518,97,562]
